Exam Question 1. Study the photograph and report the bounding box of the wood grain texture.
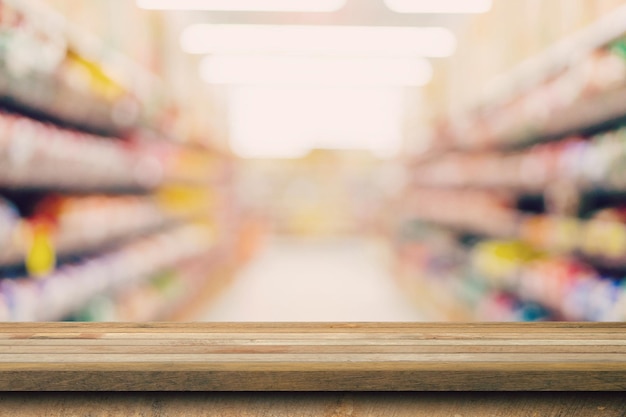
[0,392,625,416]
[0,322,625,391]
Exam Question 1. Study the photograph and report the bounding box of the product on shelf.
[395,197,626,321]
[0,109,227,191]
[38,193,203,258]
[0,111,144,189]
[0,0,250,324]
[396,6,626,323]
[404,184,626,264]
[434,33,626,153]
[395,216,626,321]
[474,291,551,322]
[411,126,626,193]
[0,188,217,268]
[0,0,139,134]
[403,188,518,237]
[470,240,626,321]
[0,222,214,321]
[520,210,626,262]
[0,0,198,144]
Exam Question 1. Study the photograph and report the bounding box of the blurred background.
[1,0,626,322]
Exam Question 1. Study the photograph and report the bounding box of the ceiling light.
[199,55,433,86]
[136,0,345,12]
[181,25,456,57]
[228,87,404,159]
[385,0,492,14]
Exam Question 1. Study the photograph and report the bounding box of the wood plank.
[4,332,626,340]
[2,352,626,363]
[0,392,624,416]
[0,321,622,331]
[1,343,625,354]
[0,340,626,354]
[1,336,625,344]
[0,323,624,391]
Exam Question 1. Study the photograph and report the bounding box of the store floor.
[200,236,425,321]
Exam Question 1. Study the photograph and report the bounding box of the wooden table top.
[0,322,625,391]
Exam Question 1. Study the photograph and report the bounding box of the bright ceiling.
[137,0,489,158]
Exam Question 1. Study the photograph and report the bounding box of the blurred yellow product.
[473,241,542,282]
[593,221,626,259]
[552,217,581,253]
[605,224,626,259]
[25,222,56,278]
[65,50,126,100]
[582,221,620,257]
[155,186,215,215]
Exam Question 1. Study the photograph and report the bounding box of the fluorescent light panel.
[181,25,457,57]
[200,55,432,86]
[136,0,345,12]
[385,0,492,14]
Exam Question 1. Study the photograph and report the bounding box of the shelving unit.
[0,0,247,321]
[436,5,626,153]
[399,6,626,322]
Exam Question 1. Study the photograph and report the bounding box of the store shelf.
[84,250,225,322]
[507,84,626,149]
[67,219,243,322]
[0,0,190,142]
[394,216,626,322]
[0,0,142,137]
[0,222,214,321]
[471,240,626,321]
[411,123,626,195]
[0,197,212,271]
[400,182,626,321]
[398,6,626,322]
[419,6,626,157]
[0,71,131,137]
[0,0,245,324]
[478,5,626,108]
[403,188,518,238]
[405,186,626,263]
[0,114,143,191]
[0,111,229,193]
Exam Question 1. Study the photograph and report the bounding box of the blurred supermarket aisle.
[200,237,424,322]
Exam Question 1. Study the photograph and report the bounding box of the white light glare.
[181,25,456,58]
[228,87,404,159]
[136,0,345,12]
[385,0,492,14]
[200,55,433,86]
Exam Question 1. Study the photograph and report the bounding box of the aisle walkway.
[200,237,424,321]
